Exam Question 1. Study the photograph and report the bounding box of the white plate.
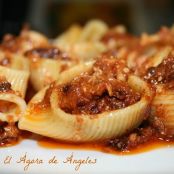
[0,138,174,174]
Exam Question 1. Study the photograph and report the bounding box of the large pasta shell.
[78,20,108,42]
[0,66,29,98]
[53,20,108,61]
[28,54,79,91]
[0,92,27,122]
[53,25,82,46]
[29,59,61,91]
[20,30,49,53]
[54,41,107,62]
[54,20,108,45]
[0,50,30,71]
[152,87,174,135]
[10,54,30,71]
[19,61,152,142]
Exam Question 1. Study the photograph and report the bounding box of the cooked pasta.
[0,20,174,151]
[0,92,27,123]
[25,47,79,91]
[1,29,49,54]
[0,66,29,98]
[53,20,108,61]
[19,56,152,142]
[144,55,174,136]
[0,50,29,71]
[0,65,29,125]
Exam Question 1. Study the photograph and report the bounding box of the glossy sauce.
[2,130,174,155]
[57,57,140,115]
[37,137,174,155]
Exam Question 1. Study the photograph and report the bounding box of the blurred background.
[0,0,174,39]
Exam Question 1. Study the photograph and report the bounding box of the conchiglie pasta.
[53,20,108,61]
[29,58,63,91]
[0,67,27,123]
[78,20,108,42]
[19,60,152,142]
[57,61,94,84]
[25,47,79,91]
[20,30,49,52]
[143,51,174,136]
[151,87,174,135]
[8,54,30,71]
[0,50,30,71]
[0,92,27,122]
[144,46,172,69]
[1,29,49,54]
[54,20,108,44]
[53,25,82,46]
[0,46,30,98]
[49,75,151,142]
[0,65,29,98]
[57,42,107,61]
[4,21,174,148]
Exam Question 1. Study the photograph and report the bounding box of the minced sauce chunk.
[25,47,71,60]
[57,57,141,115]
[0,121,19,146]
[144,56,174,85]
[101,30,138,48]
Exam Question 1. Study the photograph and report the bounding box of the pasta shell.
[145,46,172,68]
[10,54,30,71]
[49,82,150,142]
[78,20,108,42]
[0,92,27,122]
[0,50,30,71]
[0,66,29,98]
[29,59,61,91]
[56,42,107,62]
[19,63,152,142]
[57,61,94,84]
[28,53,80,91]
[54,25,82,46]
[152,87,174,135]
[54,20,108,46]
[53,20,107,61]
[20,30,49,53]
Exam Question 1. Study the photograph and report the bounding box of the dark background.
[0,0,174,39]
